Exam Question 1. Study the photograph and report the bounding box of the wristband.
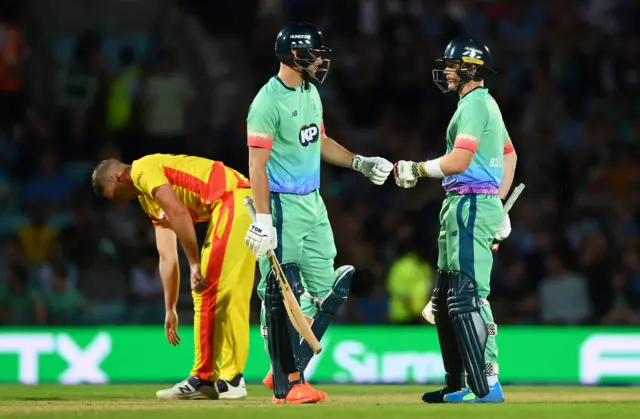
[422,158,445,179]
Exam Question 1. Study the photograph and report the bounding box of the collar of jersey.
[274,75,297,92]
[459,86,487,103]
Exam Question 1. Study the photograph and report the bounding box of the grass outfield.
[0,384,639,419]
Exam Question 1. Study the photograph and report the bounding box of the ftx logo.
[0,332,111,384]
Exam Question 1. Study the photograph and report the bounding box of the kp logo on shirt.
[299,123,320,147]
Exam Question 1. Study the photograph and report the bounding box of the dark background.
[0,0,639,328]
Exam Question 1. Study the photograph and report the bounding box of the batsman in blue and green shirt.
[394,37,518,404]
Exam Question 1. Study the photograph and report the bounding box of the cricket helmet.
[432,37,496,93]
[275,22,332,84]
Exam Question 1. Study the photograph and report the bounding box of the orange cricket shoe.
[305,381,327,402]
[263,370,274,390]
[272,383,324,404]
[265,371,327,403]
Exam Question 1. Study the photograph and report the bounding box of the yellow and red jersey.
[130,154,250,226]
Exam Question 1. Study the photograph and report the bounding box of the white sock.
[487,375,498,386]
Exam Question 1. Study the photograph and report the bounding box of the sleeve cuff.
[248,135,273,150]
[454,138,479,152]
[504,142,515,154]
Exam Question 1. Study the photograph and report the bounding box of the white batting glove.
[245,213,277,261]
[351,155,394,185]
[393,160,419,188]
[494,213,512,242]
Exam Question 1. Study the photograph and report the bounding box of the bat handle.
[244,197,257,223]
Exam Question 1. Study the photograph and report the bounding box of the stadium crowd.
[0,0,639,327]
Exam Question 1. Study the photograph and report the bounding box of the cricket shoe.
[443,382,505,403]
[263,371,326,402]
[263,370,274,390]
[217,374,248,400]
[156,376,219,400]
[272,383,324,404]
[421,386,459,404]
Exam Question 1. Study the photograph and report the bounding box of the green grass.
[0,384,639,419]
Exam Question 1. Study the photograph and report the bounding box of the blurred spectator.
[622,247,640,309]
[41,265,84,325]
[0,264,46,325]
[492,259,538,324]
[0,240,25,275]
[130,248,164,324]
[78,247,127,324]
[106,45,141,137]
[17,203,57,265]
[0,3,26,139]
[36,239,78,291]
[23,150,71,208]
[386,222,432,325]
[601,271,637,325]
[539,252,592,325]
[578,230,614,320]
[142,51,193,155]
[56,30,109,160]
[59,201,103,268]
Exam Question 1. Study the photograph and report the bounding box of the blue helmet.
[275,22,332,84]
[432,37,496,93]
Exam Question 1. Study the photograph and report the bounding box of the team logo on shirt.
[299,123,320,147]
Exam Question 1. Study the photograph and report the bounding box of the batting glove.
[245,213,277,261]
[393,160,419,188]
[494,213,512,241]
[352,155,394,185]
[491,213,512,252]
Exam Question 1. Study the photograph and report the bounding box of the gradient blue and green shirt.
[247,76,324,195]
[443,87,514,195]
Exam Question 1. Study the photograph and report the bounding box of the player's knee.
[277,262,304,297]
[446,271,481,317]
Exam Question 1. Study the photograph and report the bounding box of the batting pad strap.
[486,362,499,376]
[486,322,498,336]
[479,297,490,307]
[261,326,269,339]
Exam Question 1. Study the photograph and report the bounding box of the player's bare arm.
[155,225,181,346]
[153,184,206,293]
[248,146,272,214]
[153,185,201,267]
[498,142,517,199]
[319,133,393,185]
[155,225,180,310]
[320,133,355,167]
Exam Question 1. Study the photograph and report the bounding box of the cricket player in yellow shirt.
[91,153,255,400]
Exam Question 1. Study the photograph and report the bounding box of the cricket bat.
[490,182,525,252]
[244,197,322,355]
[502,183,525,215]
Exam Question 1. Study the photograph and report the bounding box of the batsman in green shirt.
[394,37,517,404]
[244,22,393,404]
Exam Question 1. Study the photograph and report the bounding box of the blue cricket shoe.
[443,382,505,403]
